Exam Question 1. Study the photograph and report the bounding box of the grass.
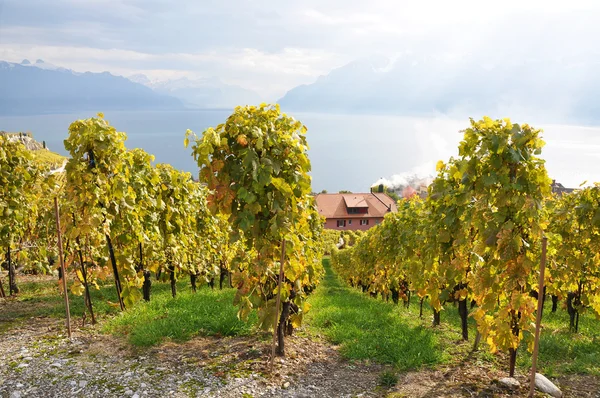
[517,304,600,376]
[0,276,122,332]
[104,284,257,346]
[306,259,444,369]
[378,370,399,387]
[308,258,600,376]
[1,274,256,346]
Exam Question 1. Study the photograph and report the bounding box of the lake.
[1,110,599,192]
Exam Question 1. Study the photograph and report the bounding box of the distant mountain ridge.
[0,60,183,115]
[128,74,263,109]
[279,55,600,124]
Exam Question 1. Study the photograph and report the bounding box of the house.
[551,180,575,196]
[315,192,398,231]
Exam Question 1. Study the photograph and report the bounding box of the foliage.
[330,117,553,375]
[548,186,600,330]
[186,104,324,337]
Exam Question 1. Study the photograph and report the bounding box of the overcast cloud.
[1,0,599,99]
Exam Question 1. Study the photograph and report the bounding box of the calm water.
[1,110,599,192]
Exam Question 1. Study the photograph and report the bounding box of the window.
[375,219,380,224]
[348,207,368,214]
[337,220,346,227]
[360,219,369,226]
[348,220,352,225]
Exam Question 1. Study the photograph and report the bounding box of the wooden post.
[54,197,72,338]
[529,236,547,397]
[270,239,286,371]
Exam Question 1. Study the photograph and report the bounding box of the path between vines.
[1,268,599,398]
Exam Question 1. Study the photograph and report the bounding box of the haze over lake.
[1,110,598,192]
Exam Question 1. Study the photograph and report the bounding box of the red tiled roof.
[315,192,397,219]
[342,194,369,208]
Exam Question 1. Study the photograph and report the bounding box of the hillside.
[0,60,184,115]
[1,131,66,168]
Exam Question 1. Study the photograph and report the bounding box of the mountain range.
[0,60,183,115]
[129,74,262,109]
[278,55,600,124]
[0,60,263,115]
[2,56,600,123]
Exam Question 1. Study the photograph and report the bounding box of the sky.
[1,0,600,100]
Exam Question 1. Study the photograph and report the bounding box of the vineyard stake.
[270,239,286,371]
[529,235,547,397]
[54,197,72,339]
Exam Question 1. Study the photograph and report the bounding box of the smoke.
[372,170,433,198]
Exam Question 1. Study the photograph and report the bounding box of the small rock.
[70,381,77,386]
[132,394,140,398]
[17,363,28,368]
[23,357,33,361]
[140,383,147,388]
[535,373,562,398]
[124,372,133,377]
[50,362,62,368]
[10,391,22,398]
[79,380,87,388]
[16,384,24,388]
[282,382,291,389]
[125,390,134,396]
[499,377,520,389]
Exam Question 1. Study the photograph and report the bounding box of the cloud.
[1,0,600,98]
[0,43,346,98]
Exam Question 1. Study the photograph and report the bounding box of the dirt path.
[0,315,385,398]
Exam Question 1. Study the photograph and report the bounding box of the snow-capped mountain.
[129,75,262,109]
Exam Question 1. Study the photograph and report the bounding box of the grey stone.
[10,391,22,398]
[50,362,62,368]
[79,380,87,388]
[499,377,520,389]
[282,381,291,389]
[535,373,562,398]
[125,390,134,396]
[17,363,28,368]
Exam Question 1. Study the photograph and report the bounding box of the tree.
[186,104,322,357]
[64,114,132,310]
[0,134,40,295]
[458,117,550,376]
[549,187,600,332]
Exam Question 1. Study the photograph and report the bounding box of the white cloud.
[0,44,348,98]
[1,0,600,98]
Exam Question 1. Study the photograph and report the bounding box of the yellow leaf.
[436,160,445,172]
